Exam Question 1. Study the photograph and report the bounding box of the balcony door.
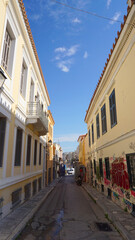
[29,79,34,102]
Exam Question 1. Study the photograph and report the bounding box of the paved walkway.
[82,183,135,240]
[0,178,61,240]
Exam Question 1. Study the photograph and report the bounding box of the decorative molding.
[4,0,9,6]
[0,170,42,190]
[96,129,135,151]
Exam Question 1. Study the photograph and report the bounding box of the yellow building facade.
[0,0,51,218]
[85,0,135,213]
[46,110,55,185]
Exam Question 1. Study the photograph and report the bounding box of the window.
[29,79,34,102]
[24,183,31,200]
[101,104,107,134]
[26,135,31,166]
[12,188,22,208]
[14,128,23,166]
[126,154,135,189]
[99,158,103,177]
[92,124,94,144]
[20,60,27,98]
[109,89,117,128]
[88,129,91,147]
[38,177,42,191]
[34,140,37,165]
[1,29,11,71]
[105,158,110,180]
[94,159,96,175]
[33,179,37,196]
[0,118,6,167]
[96,113,100,139]
[39,143,42,165]
[1,23,15,76]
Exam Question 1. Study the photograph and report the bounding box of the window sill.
[111,122,117,128]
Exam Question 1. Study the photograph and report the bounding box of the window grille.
[1,29,11,71]
[34,140,37,165]
[105,158,110,180]
[26,135,31,166]
[14,128,23,166]
[0,118,6,167]
[126,154,135,189]
[109,89,117,128]
[11,188,22,208]
[39,143,42,165]
[96,113,100,139]
[24,183,31,200]
[99,158,103,177]
[92,124,94,144]
[101,104,107,134]
[33,180,37,196]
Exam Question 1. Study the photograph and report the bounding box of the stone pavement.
[0,178,61,240]
[82,183,135,240]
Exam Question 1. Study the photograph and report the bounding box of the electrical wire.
[51,0,135,27]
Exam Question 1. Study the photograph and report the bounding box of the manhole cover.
[95,222,112,231]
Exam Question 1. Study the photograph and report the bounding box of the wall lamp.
[0,68,7,90]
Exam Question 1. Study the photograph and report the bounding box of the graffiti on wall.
[131,190,135,197]
[112,159,129,190]
[113,192,119,200]
[117,188,124,198]
[123,198,132,210]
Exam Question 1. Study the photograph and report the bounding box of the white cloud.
[107,0,111,9]
[57,61,70,72]
[66,45,79,57]
[54,45,79,72]
[54,134,79,143]
[55,47,66,53]
[110,12,121,25]
[72,18,81,23]
[83,51,88,59]
[30,14,41,21]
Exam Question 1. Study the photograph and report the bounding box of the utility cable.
[51,0,135,27]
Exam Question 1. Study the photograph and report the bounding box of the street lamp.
[0,68,7,89]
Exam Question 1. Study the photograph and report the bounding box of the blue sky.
[23,0,127,152]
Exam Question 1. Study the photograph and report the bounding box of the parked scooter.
[76,175,82,186]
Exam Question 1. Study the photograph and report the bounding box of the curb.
[0,178,61,240]
[82,184,131,240]
[9,187,54,240]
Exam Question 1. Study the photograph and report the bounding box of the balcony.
[26,102,48,136]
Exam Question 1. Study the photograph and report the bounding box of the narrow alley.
[18,176,122,240]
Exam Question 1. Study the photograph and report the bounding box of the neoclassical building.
[85,0,135,213]
[0,0,51,218]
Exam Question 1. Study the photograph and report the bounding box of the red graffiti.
[112,160,129,190]
[104,178,110,185]
[131,190,135,197]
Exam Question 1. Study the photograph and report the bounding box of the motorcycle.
[76,176,82,186]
